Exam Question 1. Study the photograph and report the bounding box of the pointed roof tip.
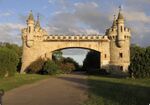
[35,13,41,28]
[27,10,34,21]
[117,6,124,20]
[112,15,117,28]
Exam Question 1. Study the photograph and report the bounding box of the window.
[121,26,123,32]
[29,26,31,33]
[104,54,107,58]
[119,53,123,58]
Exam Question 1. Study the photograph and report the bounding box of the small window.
[29,26,31,33]
[119,53,123,58]
[104,54,107,58]
[121,26,123,32]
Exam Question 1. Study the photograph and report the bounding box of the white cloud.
[124,11,150,23]
[0,23,24,45]
[0,12,12,17]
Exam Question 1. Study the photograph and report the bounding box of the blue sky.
[0,0,150,64]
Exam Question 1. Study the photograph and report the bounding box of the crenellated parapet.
[43,35,108,41]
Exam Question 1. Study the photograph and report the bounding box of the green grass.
[84,76,150,105]
[0,74,49,91]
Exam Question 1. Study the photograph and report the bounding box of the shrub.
[0,47,19,77]
[27,58,45,73]
[43,60,60,75]
[59,63,75,74]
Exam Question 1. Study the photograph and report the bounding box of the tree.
[0,47,19,77]
[62,57,79,70]
[129,45,150,78]
[83,51,100,70]
[27,58,45,73]
[52,50,63,61]
[43,59,60,75]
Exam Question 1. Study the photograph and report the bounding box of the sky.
[0,0,150,64]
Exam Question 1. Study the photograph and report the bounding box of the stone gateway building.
[21,9,131,73]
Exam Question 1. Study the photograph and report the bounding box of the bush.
[27,58,45,73]
[43,60,60,75]
[59,63,75,74]
[0,47,19,77]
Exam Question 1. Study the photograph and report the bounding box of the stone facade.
[20,9,131,73]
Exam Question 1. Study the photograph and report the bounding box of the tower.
[24,10,35,47]
[106,7,131,72]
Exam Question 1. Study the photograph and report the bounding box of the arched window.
[29,26,31,33]
[121,26,123,32]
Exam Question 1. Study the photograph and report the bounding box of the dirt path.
[3,73,88,105]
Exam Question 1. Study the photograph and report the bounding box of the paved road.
[3,73,88,105]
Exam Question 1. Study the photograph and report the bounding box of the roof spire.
[35,13,41,28]
[27,10,34,21]
[117,5,124,20]
[112,15,117,28]
[119,5,122,12]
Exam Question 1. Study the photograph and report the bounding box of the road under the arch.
[3,73,88,105]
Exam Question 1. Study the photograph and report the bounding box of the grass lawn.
[0,74,49,91]
[84,76,150,105]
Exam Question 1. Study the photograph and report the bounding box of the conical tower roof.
[112,15,117,28]
[27,10,34,21]
[35,14,41,28]
[117,6,124,20]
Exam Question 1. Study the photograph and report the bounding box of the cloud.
[125,11,150,23]
[47,1,110,35]
[45,0,150,46]
[0,23,24,45]
[0,11,13,17]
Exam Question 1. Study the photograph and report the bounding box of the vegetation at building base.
[84,75,150,105]
[129,45,150,78]
[26,50,80,75]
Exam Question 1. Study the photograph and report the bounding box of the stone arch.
[42,46,101,62]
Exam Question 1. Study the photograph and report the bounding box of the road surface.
[3,73,88,105]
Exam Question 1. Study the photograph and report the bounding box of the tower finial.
[37,13,40,21]
[119,5,122,12]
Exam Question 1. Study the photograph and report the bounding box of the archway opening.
[51,47,101,73]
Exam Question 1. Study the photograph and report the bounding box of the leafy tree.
[129,45,150,78]
[27,58,45,73]
[52,50,63,61]
[83,50,100,70]
[0,47,19,77]
[59,63,75,74]
[62,57,79,70]
[43,59,60,75]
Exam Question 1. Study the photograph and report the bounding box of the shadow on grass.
[58,74,150,105]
